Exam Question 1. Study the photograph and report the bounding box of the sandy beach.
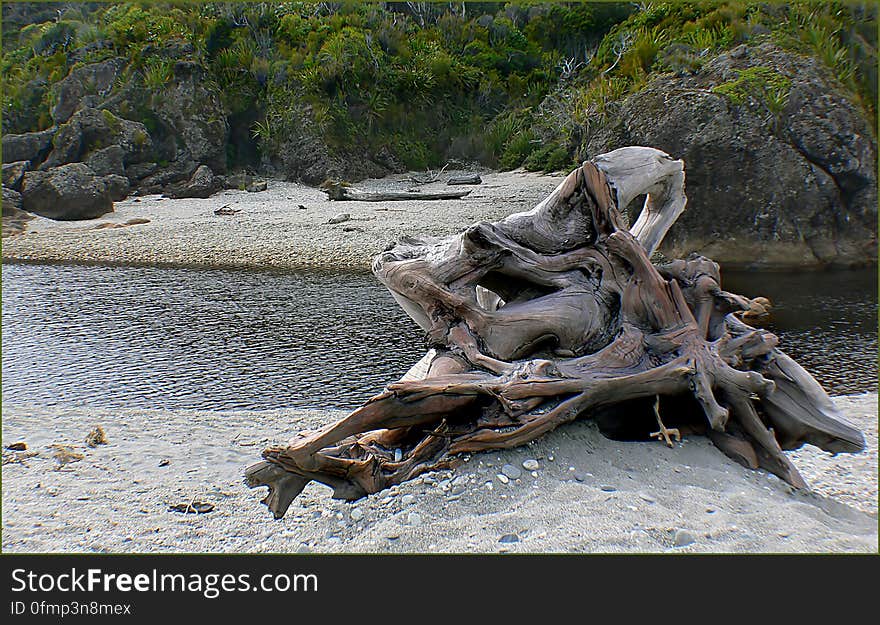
[1,394,876,554]
[2,170,564,270]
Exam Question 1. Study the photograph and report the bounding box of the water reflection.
[1,263,876,411]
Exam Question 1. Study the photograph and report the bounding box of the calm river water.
[2,263,876,411]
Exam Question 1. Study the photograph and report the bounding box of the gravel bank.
[2,394,876,554]
[1,171,563,270]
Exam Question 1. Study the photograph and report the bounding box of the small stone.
[498,533,520,544]
[393,448,403,462]
[449,485,466,497]
[296,545,311,553]
[158,459,170,467]
[407,512,422,526]
[246,180,267,193]
[350,508,364,522]
[573,471,588,482]
[705,507,716,514]
[496,473,509,484]
[673,529,696,547]
[385,533,400,540]
[638,493,655,503]
[437,479,451,490]
[522,459,540,471]
[5,442,27,451]
[401,494,416,506]
[501,464,522,480]
[600,485,617,492]
[328,213,351,224]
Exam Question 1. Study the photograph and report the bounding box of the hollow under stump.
[246,146,866,520]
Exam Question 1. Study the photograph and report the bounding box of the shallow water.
[1,263,876,411]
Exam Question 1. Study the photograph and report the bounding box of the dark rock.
[125,162,159,183]
[41,108,153,170]
[2,186,23,215]
[2,161,30,190]
[498,533,520,543]
[102,174,130,201]
[220,172,255,190]
[1,128,56,165]
[165,165,219,199]
[581,43,877,267]
[20,163,114,220]
[51,58,127,124]
[84,145,125,177]
[137,159,199,192]
[246,179,268,193]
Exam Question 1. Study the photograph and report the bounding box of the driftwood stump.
[247,146,866,519]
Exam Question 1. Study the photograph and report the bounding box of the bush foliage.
[2,1,875,173]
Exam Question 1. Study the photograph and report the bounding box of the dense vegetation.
[2,1,876,174]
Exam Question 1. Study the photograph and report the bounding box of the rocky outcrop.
[1,128,56,165]
[580,43,877,268]
[41,107,153,170]
[266,104,390,185]
[135,61,228,175]
[50,57,127,124]
[20,163,115,220]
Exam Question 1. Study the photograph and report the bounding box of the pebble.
[501,464,522,480]
[328,213,351,224]
[393,448,403,462]
[437,479,451,490]
[638,493,655,503]
[600,485,617,492]
[496,474,509,484]
[673,529,696,547]
[407,512,422,526]
[296,545,311,553]
[350,508,364,522]
[573,471,588,482]
[522,459,540,471]
[401,494,416,506]
[498,533,520,544]
[449,485,466,497]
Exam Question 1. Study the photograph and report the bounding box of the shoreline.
[2,394,876,554]
[1,170,564,272]
[3,171,876,272]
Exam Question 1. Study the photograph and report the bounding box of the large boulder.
[41,107,153,170]
[581,43,877,267]
[20,163,115,220]
[165,165,219,199]
[50,57,127,124]
[1,127,56,165]
[84,145,126,177]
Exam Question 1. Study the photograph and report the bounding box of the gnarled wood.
[246,146,866,519]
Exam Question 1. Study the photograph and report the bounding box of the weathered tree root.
[246,146,866,519]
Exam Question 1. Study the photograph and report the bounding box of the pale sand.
[2,394,876,554]
[1,170,564,270]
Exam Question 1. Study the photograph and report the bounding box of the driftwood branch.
[323,182,470,201]
[247,146,865,519]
